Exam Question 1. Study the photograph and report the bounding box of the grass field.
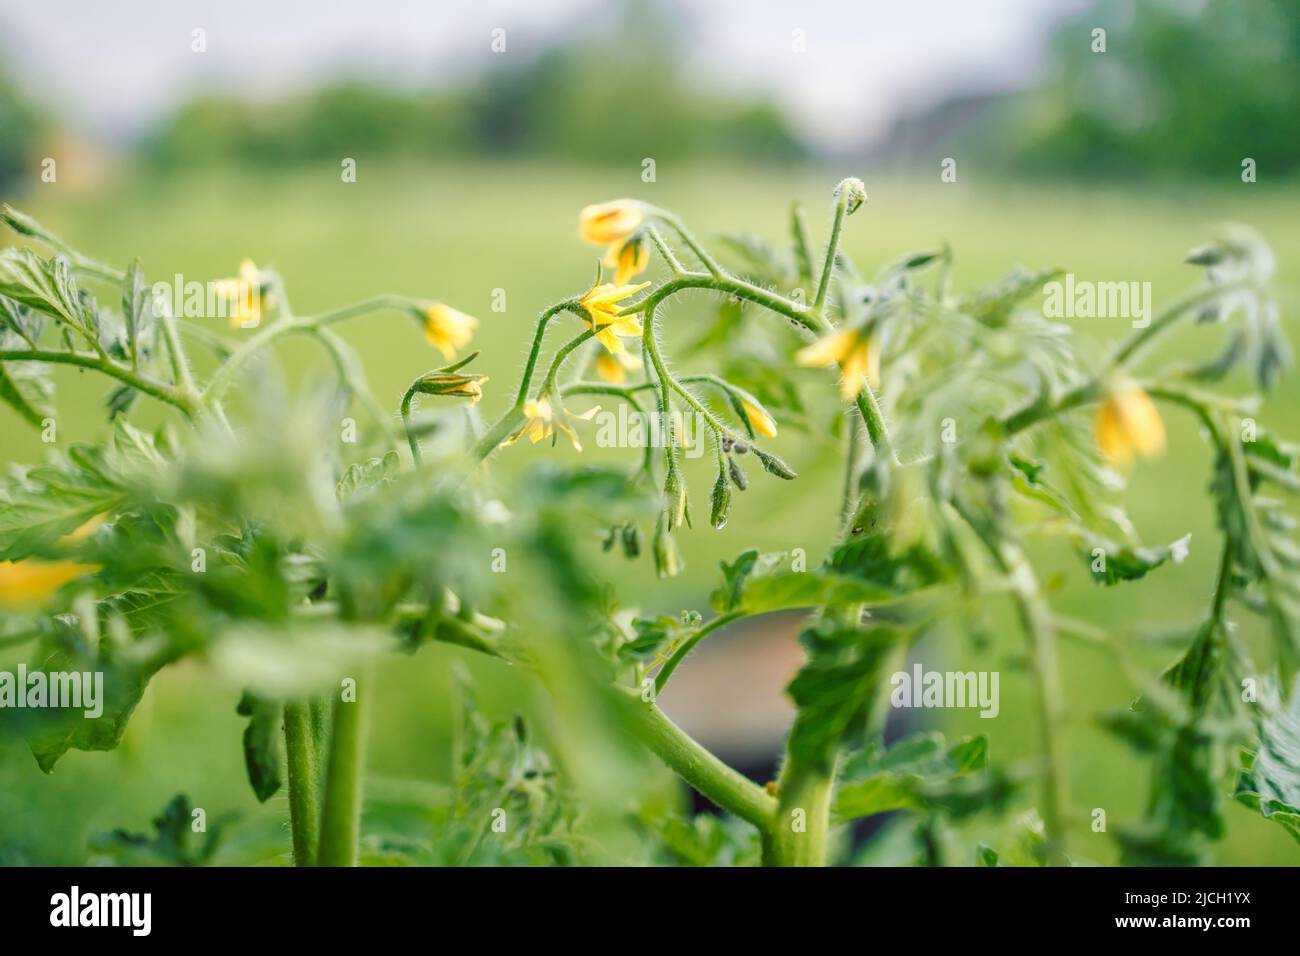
[3,161,1299,864]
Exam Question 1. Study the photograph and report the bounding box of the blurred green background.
[1,0,1298,865]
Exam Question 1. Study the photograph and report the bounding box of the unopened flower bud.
[727,456,749,491]
[653,521,682,579]
[754,447,797,480]
[413,371,488,404]
[709,471,731,530]
[834,177,868,215]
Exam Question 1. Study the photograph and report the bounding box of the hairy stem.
[317,669,370,867]
[0,348,198,418]
[284,700,319,867]
[618,688,776,830]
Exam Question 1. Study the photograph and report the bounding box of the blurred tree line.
[143,1,803,170]
[0,70,43,191]
[984,0,1300,178]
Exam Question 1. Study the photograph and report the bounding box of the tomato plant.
[0,182,1296,866]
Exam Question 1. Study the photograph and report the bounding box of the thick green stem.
[763,758,835,866]
[618,688,776,830]
[317,670,370,867]
[284,700,319,867]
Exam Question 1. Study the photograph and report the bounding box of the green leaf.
[236,692,284,803]
[0,424,162,560]
[1234,677,1300,844]
[337,450,401,499]
[785,622,902,765]
[14,618,166,773]
[0,247,85,329]
[1086,533,1190,585]
[833,731,993,822]
[961,266,1062,328]
[89,794,229,866]
[0,347,54,427]
[121,258,149,362]
[710,548,891,615]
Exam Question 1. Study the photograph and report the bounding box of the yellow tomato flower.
[213,259,267,328]
[423,304,478,360]
[596,350,642,384]
[504,397,600,452]
[742,399,778,439]
[0,559,98,610]
[603,235,650,285]
[579,200,645,245]
[580,281,648,354]
[1095,383,1166,466]
[796,327,880,400]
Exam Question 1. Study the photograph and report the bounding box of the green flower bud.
[413,371,488,404]
[653,520,682,579]
[621,523,641,559]
[754,447,797,480]
[834,177,868,215]
[727,456,749,491]
[709,470,731,529]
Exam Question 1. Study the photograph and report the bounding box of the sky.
[0,0,1088,149]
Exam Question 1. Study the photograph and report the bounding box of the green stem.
[763,757,835,866]
[515,300,580,406]
[400,381,424,465]
[618,688,776,830]
[645,225,686,275]
[202,317,300,404]
[1001,278,1254,436]
[654,611,740,695]
[540,329,596,396]
[652,211,724,278]
[954,500,1068,865]
[284,700,319,867]
[317,669,370,867]
[0,348,198,418]
[813,192,849,313]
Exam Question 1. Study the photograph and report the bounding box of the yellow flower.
[579,200,645,245]
[603,235,650,285]
[504,397,600,452]
[423,304,478,360]
[796,327,880,400]
[213,259,267,329]
[1095,383,1166,466]
[0,559,98,610]
[580,281,648,355]
[742,399,778,439]
[596,350,642,384]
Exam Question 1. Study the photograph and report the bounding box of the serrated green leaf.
[1234,677,1300,844]
[0,352,54,426]
[0,247,85,329]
